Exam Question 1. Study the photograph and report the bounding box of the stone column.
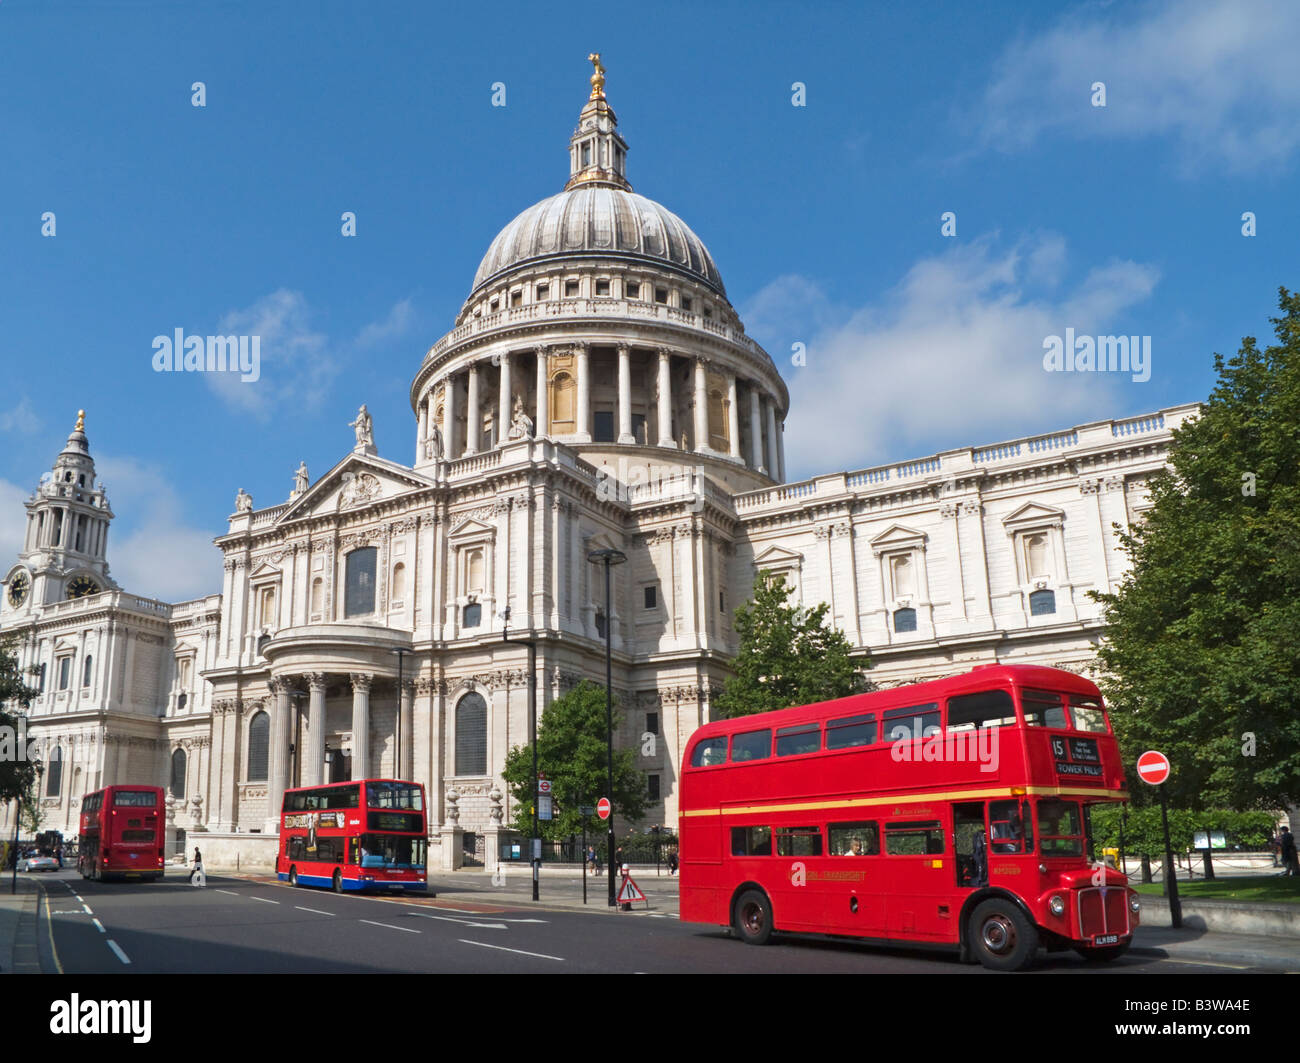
[534,346,549,438]
[765,396,779,479]
[442,374,456,461]
[617,344,634,444]
[399,679,414,780]
[776,418,786,482]
[305,673,327,787]
[693,357,709,452]
[416,400,427,465]
[657,348,673,447]
[267,678,290,833]
[465,364,481,455]
[575,344,591,442]
[727,373,741,459]
[498,350,512,443]
[350,673,372,781]
[749,386,764,472]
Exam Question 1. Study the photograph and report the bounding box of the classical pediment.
[1001,501,1065,532]
[277,454,436,523]
[753,544,803,568]
[869,523,927,554]
[449,517,496,541]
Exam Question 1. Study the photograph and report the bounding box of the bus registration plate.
[1093,934,1119,945]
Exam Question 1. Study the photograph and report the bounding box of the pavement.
[4,864,1298,972]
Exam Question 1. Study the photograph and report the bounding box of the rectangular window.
[885,820,945,855]
[690,737,728,767]
[112,790,159,808]
[1021,689,1068,729]
[536,283,549,300]
[626,281,641,299]
[632,413,646,444]
[565,279,580,297]
[654,287,668,304]
[344,547,378,618]
[489,298,499,311]
[730,825,771,857]
[825,713,875,750]
[719,590,725,613]
[58,657,71,691]
[681,296,693,312]
[729,729,771,762]
[989,800,1032,854]
[1070,697,1109,734]
[882,703,940,743]
[645,712,659,736]
[946,689,1016,731]
[510,289,522,307]
[775,723,820,757]
[595,279,611,296]
[1037,798,1082,856]
[829,822,880,856]
[593,410,615,442]
[776,826,823,857]
[648,775,660,801]
[643,585,657,609]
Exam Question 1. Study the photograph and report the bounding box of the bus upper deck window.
[1021,690,1068,728]
[1070,698,1109,733]
[946,690,1015,731]
[690,737,728,767]
[730,729,772,762]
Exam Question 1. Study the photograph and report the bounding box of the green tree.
[502,681,648,841]
[715,571,867,719]
[0,637,39,804]
[1092,288,1300,810]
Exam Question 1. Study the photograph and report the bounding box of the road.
[31,868,1270,975]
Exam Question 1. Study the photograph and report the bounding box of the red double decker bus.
[277,779,428,893]
[77,785,166,882]
[679,665,1139,970]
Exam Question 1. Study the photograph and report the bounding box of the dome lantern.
[565,53,631,193]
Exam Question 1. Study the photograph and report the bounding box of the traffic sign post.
[597,797,611,820]
[1139,749,1181,928]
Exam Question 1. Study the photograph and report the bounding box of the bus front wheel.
[970,899,1039,971]
[332,869,343,893]
[733,889,774,946]
[1075,942,1129,963]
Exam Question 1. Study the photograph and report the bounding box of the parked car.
[18,853,59,872]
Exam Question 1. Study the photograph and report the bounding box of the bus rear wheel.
[733,889,774,946]
[1075,942,1129,963]
[288,866,298,887]
[332,869,343,893]
[970,899,1039,971]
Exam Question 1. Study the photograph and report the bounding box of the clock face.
[66,575,100,600]
[7,571,29,607]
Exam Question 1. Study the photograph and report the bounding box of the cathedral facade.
[0,64,1197,866]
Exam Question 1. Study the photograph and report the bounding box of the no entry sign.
[597,797,612,820]
[1136,750,1170,786]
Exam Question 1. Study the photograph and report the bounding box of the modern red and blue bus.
[679,665,1139,970]
[277,779,428,893]
[78,785,166,882]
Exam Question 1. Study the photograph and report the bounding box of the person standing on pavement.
[189,846,203,883]
[1281,827,1299,877]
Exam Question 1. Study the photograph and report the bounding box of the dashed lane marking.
[361,919,420,934]
[92,918,106,933]
[295,906,335,916]
[106,939,131,965]
[249,896,280,905]
[457,939,564,962]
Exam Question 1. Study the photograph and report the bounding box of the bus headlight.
[1048,895,1065,917]
[1038,863,1048,874]
[1129,896,1141,913]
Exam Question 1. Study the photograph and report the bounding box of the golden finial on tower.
[588,52,606,100]
[75,409,85,432]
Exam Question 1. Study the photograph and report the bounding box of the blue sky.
[2,0,1296,601]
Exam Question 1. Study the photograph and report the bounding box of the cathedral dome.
[470,187,725,299]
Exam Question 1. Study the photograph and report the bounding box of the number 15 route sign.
[1137,750,1170,786]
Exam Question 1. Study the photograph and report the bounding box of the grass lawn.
[1134,875,1300,904]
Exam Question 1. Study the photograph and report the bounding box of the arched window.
[170,748,187,799]
[310,577,324,617]
[391,563,406,605]
[247,710,269,782]
[465,549,485,596]
[45,746,63,796]
[82,655,93,687]
[708,388,728,451]
[1025,533,1050,580]
[891,555,916,599]
[893,607,918,634]
[550,372,575,432]
[454,692,488,776]
[345,547,378,617]
[1029,589,1057,616]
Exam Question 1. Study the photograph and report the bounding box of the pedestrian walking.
[189,846,203,883]
[667,849,678,875]
[593,849,602,876]
[586,844,596,875]
[1270,831,1282,867]
[1281,827,1299,877]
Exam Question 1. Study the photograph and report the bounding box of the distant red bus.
[679,665,1139,970]
[78,786,166,882]
[277,779,428,893]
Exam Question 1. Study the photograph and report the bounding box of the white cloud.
[744,234,1161,482]
[205,289,333,419]
[0,397,40,435]
[95,456,222,602]
[974,0,1300,172]
[356,298,416,348]
[0,479,30,570]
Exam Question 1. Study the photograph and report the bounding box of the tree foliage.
[1092,288,1300,810]
[715,572,867,719]
[1089,805,1277,857]
[502,681,647,841]
[0,637,38,804]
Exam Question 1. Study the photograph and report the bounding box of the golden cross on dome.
[75,409,85,431]
[588,53,606,100]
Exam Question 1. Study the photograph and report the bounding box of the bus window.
[730,729,772,762]
[1038,798,1084,856]
[1021,690,1068,728]
[776,723,821,756]
[885,821,945,855]
[731,826,772,856]
[366,782,418,809]
[776,826,823,857]
[829,822,879,855]
[882,703,940,743]
[988,800,1029,853]
[946,690,1015,731]
[1070,698,1109,734]
[690,737,728,767]
[825,713,875,750]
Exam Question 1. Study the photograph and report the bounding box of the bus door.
[881,817,957,942]
[822,820,885,935]
[953,803,988,888]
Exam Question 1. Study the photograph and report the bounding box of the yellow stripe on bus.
[678,785,1129,818]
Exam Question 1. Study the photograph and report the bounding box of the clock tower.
[5,410,118,613]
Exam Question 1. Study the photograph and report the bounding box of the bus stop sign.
[1137,750,1170,786]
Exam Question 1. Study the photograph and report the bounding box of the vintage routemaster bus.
[277,779,428,893]
[78,785,166,882]
[679,665,1139,970]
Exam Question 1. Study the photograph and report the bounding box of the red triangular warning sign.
[617,874,647,904]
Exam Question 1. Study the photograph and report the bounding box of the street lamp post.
[587,547,627,907]
[501,607,539,901]
[392,647,410,780]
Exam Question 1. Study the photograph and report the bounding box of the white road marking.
[295,906,335,916]
[81,903,92,914]
[458,939,564,962]
[214,889,239,896]
[1162,958,1252,970]
[249,895,280,905]
[92,918,106,933]
[106,939,131,965]
[361,919,421,934]
[412,913,508,930]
